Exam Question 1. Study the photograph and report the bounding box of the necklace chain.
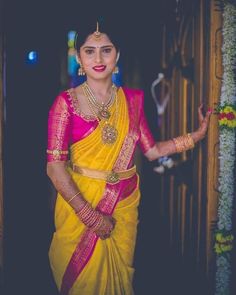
[82,82,119,145]
[83,81,117,119]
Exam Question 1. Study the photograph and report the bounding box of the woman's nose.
[95,50,102,63]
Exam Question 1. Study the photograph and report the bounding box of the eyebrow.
[82,45,114,49]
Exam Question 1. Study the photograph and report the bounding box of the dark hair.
[74,15,122,52]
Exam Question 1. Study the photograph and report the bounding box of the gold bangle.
[68,191,81,203]
[173,133,195,153]
[186,133,195,149]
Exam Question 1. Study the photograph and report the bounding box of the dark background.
[2,1,184,294]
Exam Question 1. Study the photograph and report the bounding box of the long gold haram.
[83,81,116,119]
[82,83,119,145]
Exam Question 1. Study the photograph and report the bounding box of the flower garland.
[214,230,234,255]
[216,104,236,129]
[214,2,236,294]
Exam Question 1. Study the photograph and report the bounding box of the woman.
[46,20,211,295]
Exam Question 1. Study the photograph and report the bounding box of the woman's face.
[79,33,118,80]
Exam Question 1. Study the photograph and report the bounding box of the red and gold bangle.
[173,133,195,153]
[85,210,98,227]
[76,202,110,233]
[91,215,104,231]
[88,211,102,229]
[78,203,91,220]
[77,203,99,227]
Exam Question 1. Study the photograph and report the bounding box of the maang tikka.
[93,21,101,39]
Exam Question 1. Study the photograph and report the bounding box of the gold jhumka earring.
[76,56,85,76]
[93,21,102,39]
[78,65,85,76]
[113,52,120,74]
[113,66,119,74]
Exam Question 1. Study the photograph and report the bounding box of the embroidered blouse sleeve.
[139,92,156,154]
[47,94,71,162]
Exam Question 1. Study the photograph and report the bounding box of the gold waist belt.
[70,162,136,184]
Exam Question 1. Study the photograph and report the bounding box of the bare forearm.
[46,161,115,238]
[47,162,86,212]
[144,139,175,161]
[145,130,202,161]
[156,139,176,158]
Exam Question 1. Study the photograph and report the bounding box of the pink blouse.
[47,88,155,162]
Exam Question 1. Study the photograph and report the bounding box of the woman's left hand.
[95,215,116,240]
[194,104,212,142]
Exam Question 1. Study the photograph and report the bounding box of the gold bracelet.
[173,133,195,153]
[68,191,81,203]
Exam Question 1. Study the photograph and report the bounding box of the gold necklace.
[82,83,118,145]
[83,81,117,120]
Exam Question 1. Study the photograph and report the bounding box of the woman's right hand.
[95,215,116,240]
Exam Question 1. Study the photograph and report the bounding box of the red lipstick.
[93,65,106,72]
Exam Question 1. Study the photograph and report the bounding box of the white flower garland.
[215,2,236,295]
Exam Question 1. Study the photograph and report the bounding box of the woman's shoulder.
[121,87,144,98]
[56,87,82,106]
[55,87,94,120]
[51,88,70,104]
[55,88,73,101]
[49,88,74,114]
[121,87,144,108]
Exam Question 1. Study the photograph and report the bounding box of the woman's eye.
[103,48,112,54]
[85,49,94,55]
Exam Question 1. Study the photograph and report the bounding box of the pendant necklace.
[83,81,116,120]
[82,82,118,145]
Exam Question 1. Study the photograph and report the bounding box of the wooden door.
[157,0,222,292]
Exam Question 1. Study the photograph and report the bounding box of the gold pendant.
[99,108,111,119]
[102,124,118,144]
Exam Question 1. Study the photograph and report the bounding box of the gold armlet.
[46,149,69,160]
[173,133,195,153]
[47,149,69,155]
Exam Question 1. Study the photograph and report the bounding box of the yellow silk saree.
[49,88,144,295]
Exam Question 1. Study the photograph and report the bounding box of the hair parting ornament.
[93,21,102,39]
[74,18,121,52]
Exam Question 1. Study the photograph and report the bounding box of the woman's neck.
[85,78,114,100]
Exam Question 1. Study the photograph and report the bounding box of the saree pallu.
[49,88,141,295]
